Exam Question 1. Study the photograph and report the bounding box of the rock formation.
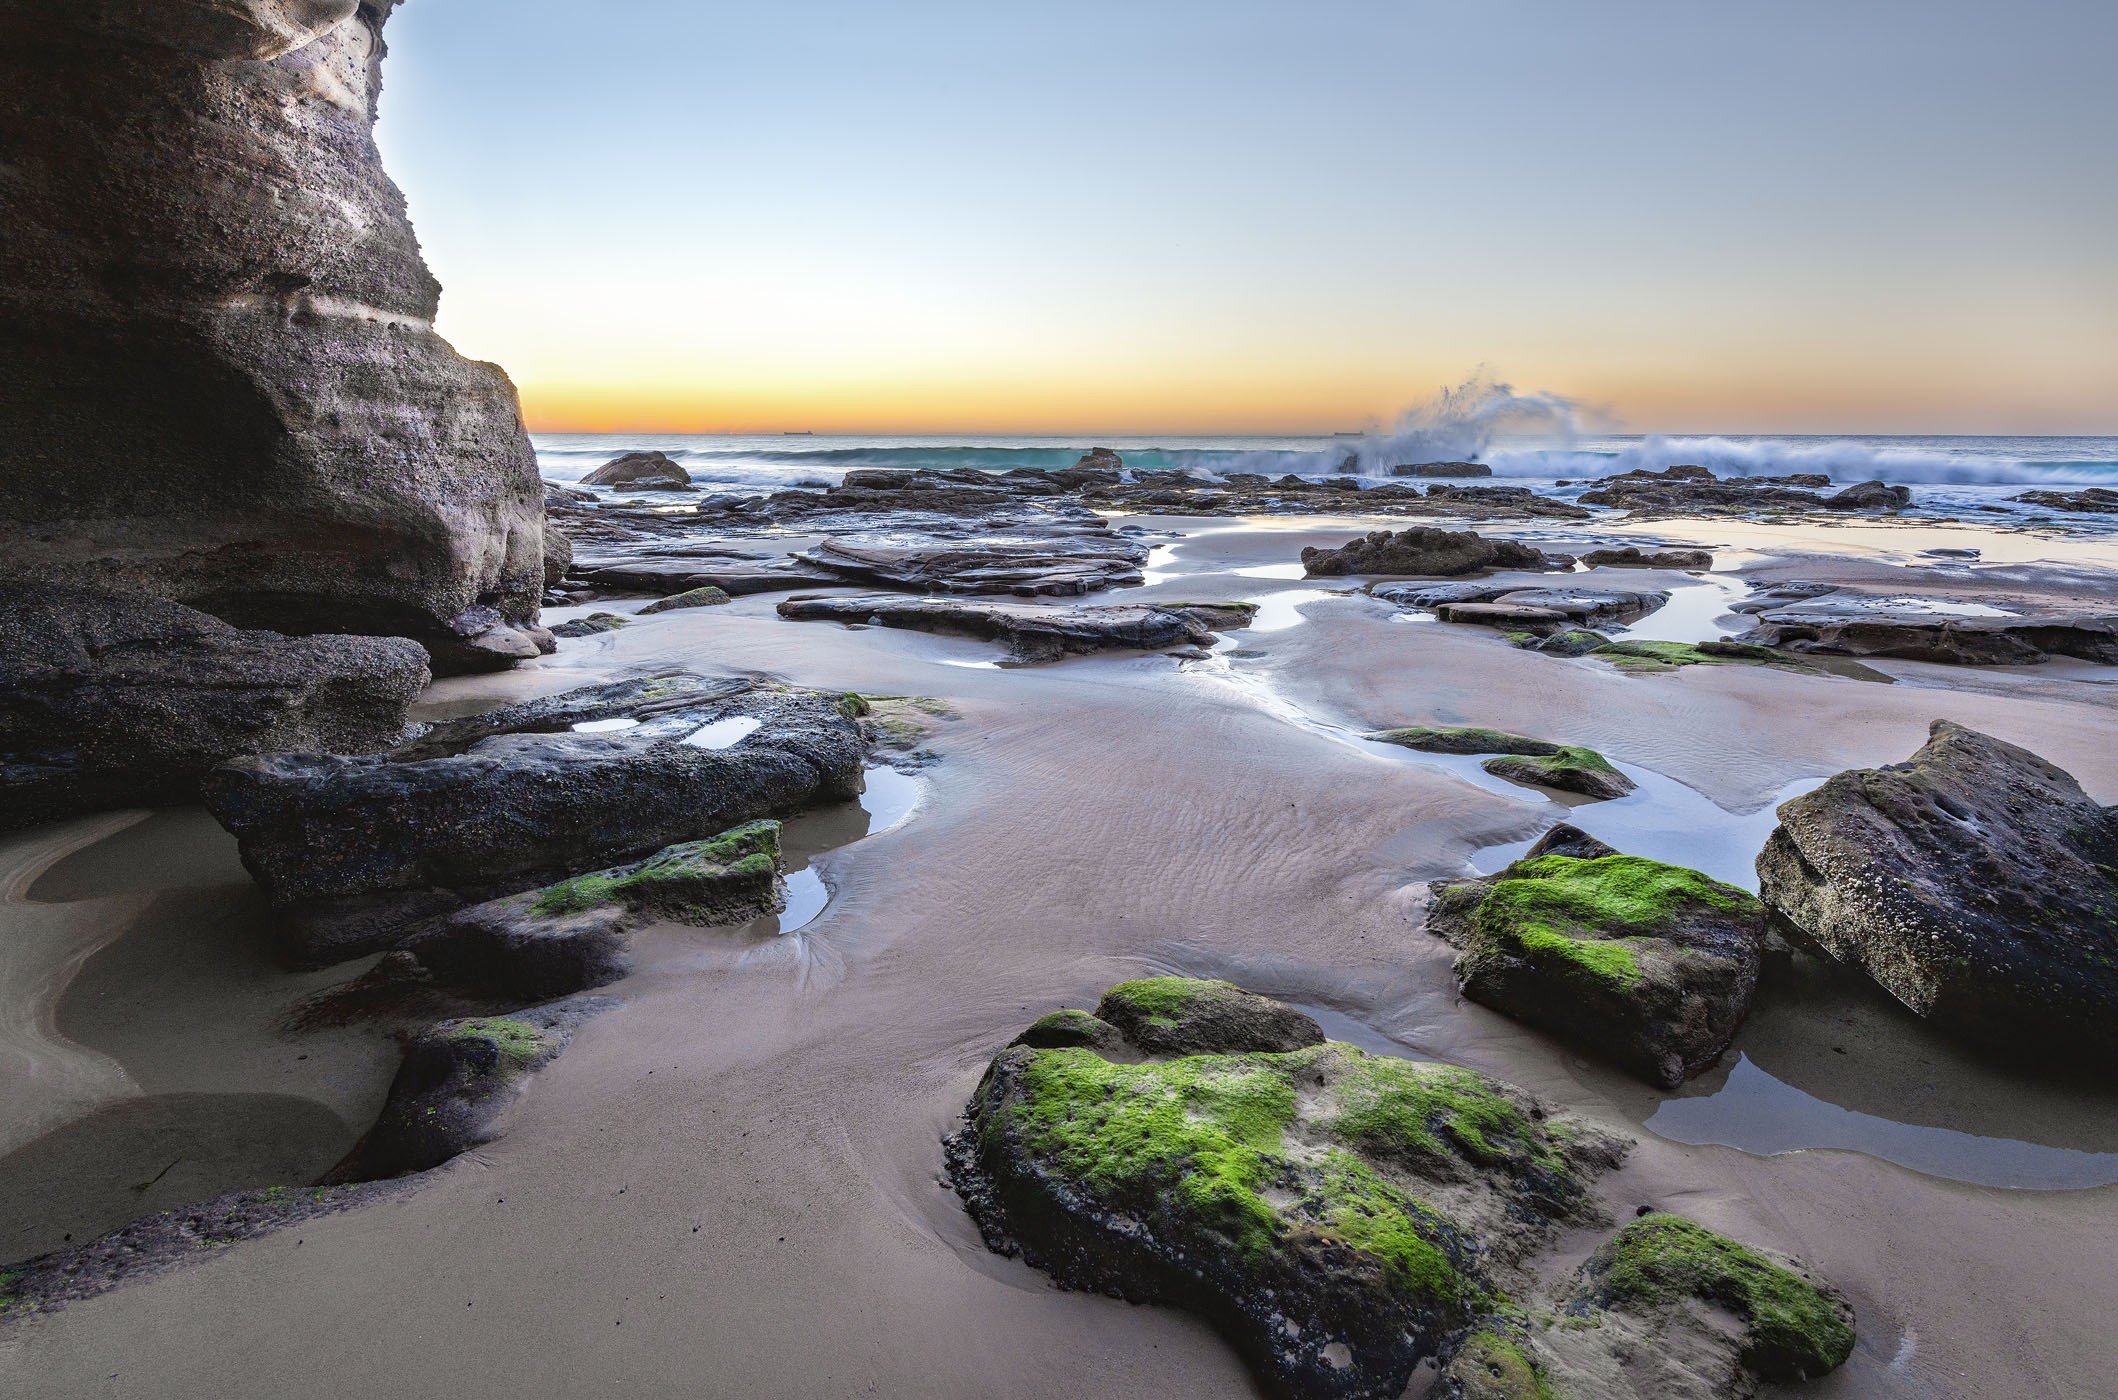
[1757,721,2118,1063]
[1301,527,1562,578]
[0,0,548,673]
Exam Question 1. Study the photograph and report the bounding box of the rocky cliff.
[0,0,549,671]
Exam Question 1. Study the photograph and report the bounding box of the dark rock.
[1821,479,1910,510]
[1526,628,1612,657]
[946,981,1626,1400]
[1737,601,2118,665]
[1093,977,1325,1054]
[1472,586,1669,626]
[327,997,610,1181]
[1756,721,2118,1063]
[571,554,843,597]
[2,1,546,672]
[406,822,785,1000]
[1480,750,1635,801]
[1,586,427,831]
[1429,836,1767,1086]
[1434,601,1570,629]
[637,586,732,614]
[550,612,630,638]
[1367,581,1512,610]
[1579,546,1714,569]
[1010,1009,1128,1053]
[1391,462,1491,477]
[1367,727,1563,757]
[797,535,1148,597]
[1301,528,1559,578]
[200,675,866,917]
[1728,581,1839,615]
[581,451,692,490]
[2013,487,2118,514]
[776,595,1242,663]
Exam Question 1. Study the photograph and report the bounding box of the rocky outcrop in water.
[1367,728,1636,800]
[798,533,1149,597]
[581,451,692,491]
[1,0,548,673]
[1429,827,1767,1086]
[1582,466,1908,517]
[1580,546,1714,569]
[1301,528,1562,578]
[1,585,428,831]
[199,675,867,960]
[1390,462,1491,477]
[777,595,1250,662]
[2013,486,2118,514]
[1757,721,2118,1063]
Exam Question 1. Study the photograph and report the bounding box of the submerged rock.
[1429,828,1767,1086]
[582,450,692,490]
[2,1,547,673]
[200,675,866,947]
[776,594,1248,663]
[407,822,786,1000]
[1301,528,1559,578]
[0,586,428,831]
[550,612,630,638]
[1756,721,2118,1063]
[947,980,1625,1400]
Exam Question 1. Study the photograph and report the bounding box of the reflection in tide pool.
[1648,1055,2118,1190]
[775,765,923,934]
[1243,588,1358,633]
[1614,576,1746,644]
[684,716,763,749]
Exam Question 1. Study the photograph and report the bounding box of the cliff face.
[0,0,549,671]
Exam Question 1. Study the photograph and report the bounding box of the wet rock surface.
[1735,599,2118,665]
[1580,546,1714,569]
[581,451,692,490]
[1,586,428,831]
[2,0,547,671]
[1301,528,1564,578]
[1582,465,1908,516]
[1757,721,2118,1063]
[1093,977,1326,1054]
[776,595,1250,663]
[797,531,1149,597]
[199,674,867,931]
[1429,827,1768,1086]
[2013,486,2118,514]
[946,979,1628,1400]
[1366,727,1635,800]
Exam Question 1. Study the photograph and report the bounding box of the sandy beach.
[3,506,2114,1399]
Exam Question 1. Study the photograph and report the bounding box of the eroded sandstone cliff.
[0,0,548,671]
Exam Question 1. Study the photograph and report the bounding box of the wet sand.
[3,511,2116,1398]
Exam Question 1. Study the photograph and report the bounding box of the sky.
[374,0,2118,436]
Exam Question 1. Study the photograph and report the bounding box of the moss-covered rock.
[948,989,1624,1400]
[1523,628,1611,657]
[405,823,785,1001]
[550,611,629,638]
[1011,1008,1127,1052]
[1480,746,1634,801]
[1428,828,1767,1086]
[1095,976,1326,1054]
[1436,1329,1561,1400]
[637,585,732,614]
[1568,1213,1856,1388]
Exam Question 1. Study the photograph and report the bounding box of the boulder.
[1429,828,1767,1086]
[1,586,427,831]
[1480,748,1635,801]
[1,1,547,674]
[637,586,732,614]
[1821,479,1909,510]
[1737,601,2118,665]
[200,675,866,915]
[1300,528,1559,578]
[1756,721,2118,1062]
[776,595,1247,663]
[406,822,786,1000]
[550,612,629,638]
[581,451,692,490]
[1579,546,1714,569]
[946,980,1626,1400]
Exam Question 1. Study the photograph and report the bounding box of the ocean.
[532,433,2118,530]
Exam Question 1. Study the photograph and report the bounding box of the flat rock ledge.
[1302,527,1566,578]
[200,674,867,963]
[1428,826,1767,1086]
[947,978,1850,1400]
[777,595,1253,663]
[1757,720,2118,1065]
[1735,601,2118,665]
[1,586,429,832]
[1366,727,1636,800]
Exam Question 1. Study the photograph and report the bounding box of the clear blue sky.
[375,0,2118,434]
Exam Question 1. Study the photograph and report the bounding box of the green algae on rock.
[1566,1212,1856,1388]
[947,980,1625,1400]
[1010,1008,1128,1052]
[1095,976,1326,1054]
[1588,638,1789,673]
[638,585,732,614]
[1429,827,1767,1087]
[1366,726,1564,757]
[1480,746,1635,801]
[530,820,783,922]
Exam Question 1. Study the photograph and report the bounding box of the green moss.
[834,692,872,719]
[530,821,781,916]
[1366,726,1561,757]
[1014,1008,1116,1048]
[638,585,731,614]
[446,1017,553,1067]
[1449,1330,1562,1400]
[1480,746,1625,794]
[1591,640,1718,671]
[1589,1213,1854,1377]
[1098,976,1228,1022]
[1472,855,1757,991]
